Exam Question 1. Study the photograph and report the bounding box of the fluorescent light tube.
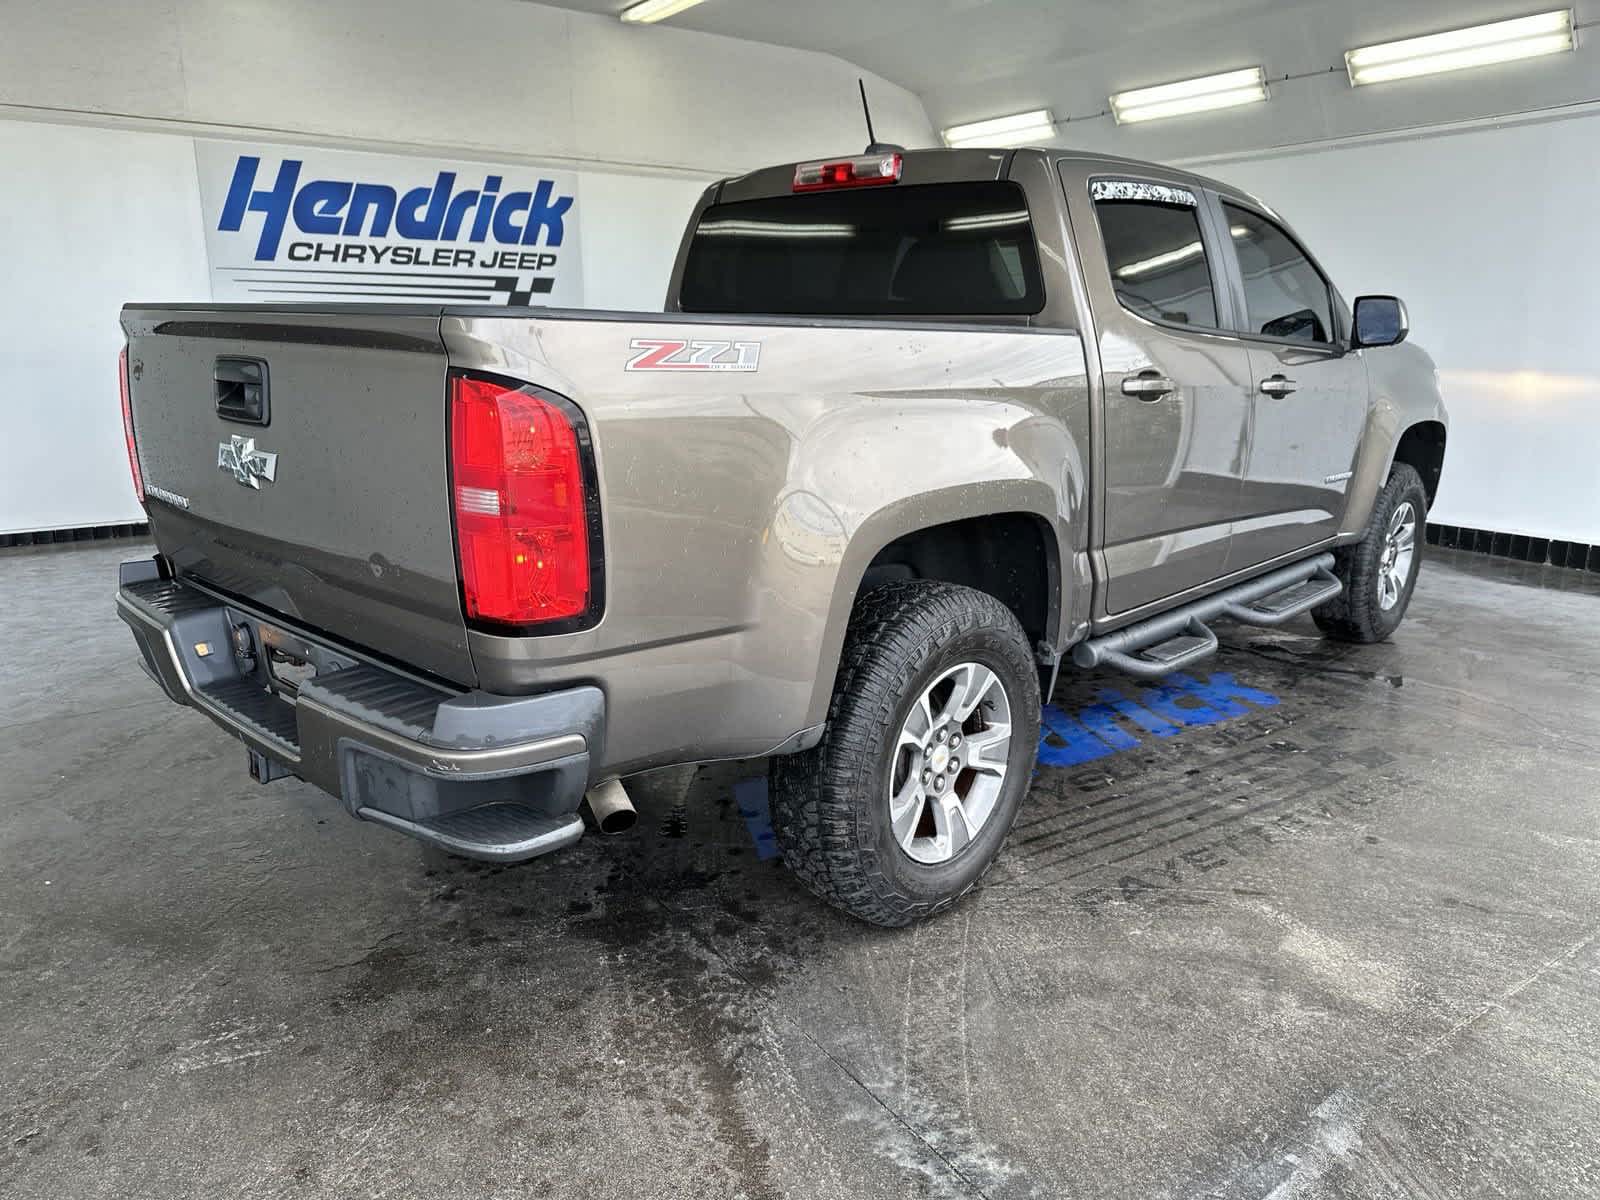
[1116,241,1206,279]
[1111,67,1268,124]
[1346,10,1574,85]
[696,221,856,239]
[620,0,708,24]
[943,211,1031,231]
[942,109,1056,149]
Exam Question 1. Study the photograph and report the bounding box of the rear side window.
[678,182,1044,317]
[1223,202,1335,343]
[1092,190,1220,330]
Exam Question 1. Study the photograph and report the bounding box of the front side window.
[1223,203,1335,343]
[1092,189,1220,330]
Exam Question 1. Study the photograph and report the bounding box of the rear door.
[1209,196,1370,570]
[122,306,474,684]
[1063,168,1254,615]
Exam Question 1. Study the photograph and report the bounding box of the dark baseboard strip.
[1,522,151,549]
[1427,522,1600,573]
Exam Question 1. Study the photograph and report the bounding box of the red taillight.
[119,345,146,505]
[448,373,596,628]
[793,152,902,192]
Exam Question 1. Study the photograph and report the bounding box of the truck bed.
[123,301,1088,771]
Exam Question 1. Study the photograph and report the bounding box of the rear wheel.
[770,581,1041,927]
[1314,463,1428,643]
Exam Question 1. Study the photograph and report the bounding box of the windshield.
[678,181,1044,317]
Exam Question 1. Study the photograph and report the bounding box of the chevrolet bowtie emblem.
[218,435,278,488]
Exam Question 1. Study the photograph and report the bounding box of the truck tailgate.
[122,306,473,685]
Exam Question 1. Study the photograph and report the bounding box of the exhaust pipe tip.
[597,809,636,835]
[584,778,636,835]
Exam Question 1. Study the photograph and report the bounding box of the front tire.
[770,581,1041,927]
[1314,462,1428,643]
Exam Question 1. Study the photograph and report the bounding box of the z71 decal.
[625,338,762,372]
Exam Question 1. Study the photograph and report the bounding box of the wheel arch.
[1390,420,1447,509]
[802,483,1066,729]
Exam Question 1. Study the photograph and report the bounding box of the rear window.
[1093,198,1220,330]
[678,181,1044,317]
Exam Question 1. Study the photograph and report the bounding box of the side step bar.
[1072,553,1341,678]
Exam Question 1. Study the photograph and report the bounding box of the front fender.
[1341,340,1449,538]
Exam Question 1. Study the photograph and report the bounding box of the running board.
[1072,554,1340,679]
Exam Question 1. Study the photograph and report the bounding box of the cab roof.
[712,146,1269,218]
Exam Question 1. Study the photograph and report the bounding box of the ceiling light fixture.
[1110,67,1268,124]
[1345,10,1575,85]
[941,109,1056,149]
[620,0,709,24]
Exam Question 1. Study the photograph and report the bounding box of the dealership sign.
[196,141,582,306]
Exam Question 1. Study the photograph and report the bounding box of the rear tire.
[770,581,1041,927]
[1313,463,1428,643]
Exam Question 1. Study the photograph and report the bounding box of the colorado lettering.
[218,156,575,261]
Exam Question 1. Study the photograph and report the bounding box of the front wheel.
[1314,462,1428,643]
[770,581,1041,927]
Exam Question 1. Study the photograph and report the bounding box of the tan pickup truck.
[116,145,1446,925]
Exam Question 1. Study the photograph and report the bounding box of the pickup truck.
[116,146,1447,926]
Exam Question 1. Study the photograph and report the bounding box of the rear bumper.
[115,558,602,863]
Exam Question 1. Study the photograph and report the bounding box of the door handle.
[1121,371,1175,401]
[1259,374,1298,398]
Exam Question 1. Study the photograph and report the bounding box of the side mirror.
[1351,295,1409,348]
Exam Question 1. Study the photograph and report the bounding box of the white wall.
[0,122,211,533]
[1195,109,1600,544]
[0,0,934,534]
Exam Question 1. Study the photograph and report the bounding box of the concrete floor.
[3,542,1599,1199]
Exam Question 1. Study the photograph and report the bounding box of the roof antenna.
[859,78,905,155]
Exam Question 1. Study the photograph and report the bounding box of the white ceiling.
[535,0,1599,162]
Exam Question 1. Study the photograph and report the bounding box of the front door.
[1211,198,1371,569]
[1064,170,1254,615]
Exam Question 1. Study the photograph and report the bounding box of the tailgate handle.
[214,357,270,425]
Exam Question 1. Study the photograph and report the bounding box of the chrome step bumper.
[115,558,600,863]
